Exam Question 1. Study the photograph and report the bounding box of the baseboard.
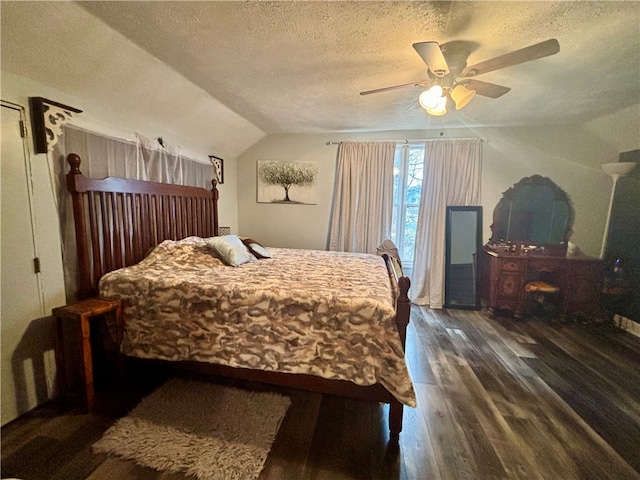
[614,315,640,338]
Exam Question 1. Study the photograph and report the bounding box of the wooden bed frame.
[65,153,412,445]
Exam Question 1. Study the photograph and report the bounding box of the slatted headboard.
[66,153,219,299]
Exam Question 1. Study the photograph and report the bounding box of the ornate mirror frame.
[489,175,575,247]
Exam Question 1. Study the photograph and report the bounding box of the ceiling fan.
[360,38,560,116]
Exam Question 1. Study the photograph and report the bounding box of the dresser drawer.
[499,259,523,272]
[527,258,558,273]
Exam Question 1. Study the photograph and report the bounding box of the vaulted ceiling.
[2,1,639,156]
[76,1,640,131]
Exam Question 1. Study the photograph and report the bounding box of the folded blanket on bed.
[377,239,403,276]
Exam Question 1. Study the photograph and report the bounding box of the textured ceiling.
[77,1,640,133]
[2,1,639,145]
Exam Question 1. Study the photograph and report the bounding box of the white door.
[1,102,44,425]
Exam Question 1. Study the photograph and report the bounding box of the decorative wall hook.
[29,97,82,153]
[209,155,224,184]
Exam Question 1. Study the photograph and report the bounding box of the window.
[391,144,425,270]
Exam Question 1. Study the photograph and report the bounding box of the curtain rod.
[325,137,487,145]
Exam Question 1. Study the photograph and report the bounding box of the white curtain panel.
[54,127,212,189]
[328,141,395,254]
[411,139,482,308]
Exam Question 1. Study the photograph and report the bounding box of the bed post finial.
[211,179,219,236]
[67,153,82,174]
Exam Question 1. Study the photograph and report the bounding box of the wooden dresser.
[479,246,604,319]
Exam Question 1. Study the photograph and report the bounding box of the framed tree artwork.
[257,160,318,204]
[209,156,224,184]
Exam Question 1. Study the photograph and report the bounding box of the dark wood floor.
[2,306,640,480]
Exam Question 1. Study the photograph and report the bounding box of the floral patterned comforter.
[99,237,416,406]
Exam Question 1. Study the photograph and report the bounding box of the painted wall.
[1,77,66,424]
[238,112,639,258]
[0,70,240,424]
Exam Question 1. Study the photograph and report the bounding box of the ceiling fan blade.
[461,39,560,77]
[460,79,511,98]
[412,41,449,76]
[360,79,433,96]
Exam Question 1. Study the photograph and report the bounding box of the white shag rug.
[92,377,291,480]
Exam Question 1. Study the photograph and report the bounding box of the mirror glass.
[489,175,574,246]
[445,206,482,309]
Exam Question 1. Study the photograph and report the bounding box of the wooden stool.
[53,297,123,412]
[524,280,560,318]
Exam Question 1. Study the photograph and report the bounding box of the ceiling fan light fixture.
[418,85,443,109]
[425,95,447,116]
[451,84,476,110]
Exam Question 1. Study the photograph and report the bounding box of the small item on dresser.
[567,241,581,257]
[603,257,628,295]
[522,244,544,254]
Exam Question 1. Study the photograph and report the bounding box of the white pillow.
[205,235,256,266]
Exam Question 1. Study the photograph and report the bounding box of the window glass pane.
[391,143,424,266]
[405,147,423,205]
[403,206,419,263]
